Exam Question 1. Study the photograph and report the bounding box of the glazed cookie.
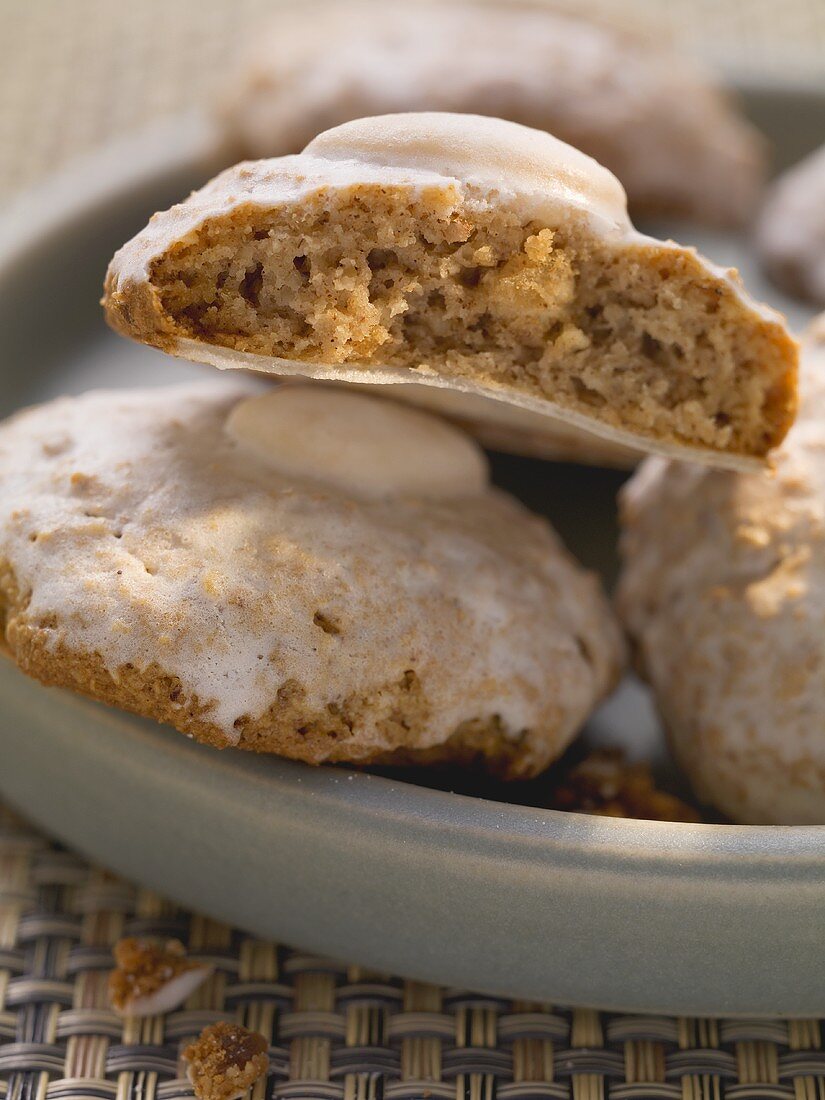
[756,144,825,306]
[218,0,764,225]
[104,113,798,470]
[617,320,825,824]
[0,381,623,778]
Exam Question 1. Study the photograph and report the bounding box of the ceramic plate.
[0,91,823,1017]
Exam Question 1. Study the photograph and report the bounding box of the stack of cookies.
[1,2,820,826]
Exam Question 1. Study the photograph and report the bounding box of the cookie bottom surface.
[6,621,560,779]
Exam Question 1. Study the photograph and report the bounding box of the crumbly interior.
[149,188,795,455]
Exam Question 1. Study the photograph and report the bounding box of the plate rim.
[4,656,825,860]
[3,658,825,1016]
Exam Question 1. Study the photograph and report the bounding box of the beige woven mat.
[0,0,824,201]
[0,0,824,1072]
[2,802,824,1099]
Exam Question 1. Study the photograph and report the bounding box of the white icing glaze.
[225,384,489,499]
[305,112,630,231]
[107,112,633,293]
[342,380,641,467]
[0,381,621,748]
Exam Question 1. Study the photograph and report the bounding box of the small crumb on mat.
[109,936,209,1016]
[183,1021,269,1100]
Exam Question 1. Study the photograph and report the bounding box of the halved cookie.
[0,381,623,778]
[104,114,797,470]
[218,0,765,226]
[617,318,825,824]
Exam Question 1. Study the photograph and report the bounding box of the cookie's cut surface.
[617,319,825,824]
[0,381,623,778]
[219,0,764,226]
[104,114,797,471]
[757,144,825,306]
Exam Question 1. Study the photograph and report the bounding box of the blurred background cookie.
[217,0,765,226]
[616,318,825,824]
[0,381,624,778]
[756,143,825,306]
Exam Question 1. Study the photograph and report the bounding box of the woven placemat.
[1,802,823,1100]
[2,1,825,1092]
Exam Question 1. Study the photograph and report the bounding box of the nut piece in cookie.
[617,318,825,824]
[108,937,211,1016]
[217,1,764,227]
[183,1022,269,1100]
[225,384,488,499]
[104,113,797,469]
[0,381,624,779]
[549,748,702,822]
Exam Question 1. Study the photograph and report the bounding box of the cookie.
[756,144,825,305]
[616,319,825,824]
[0,381,623,779]
[218,0,764,225]
[104,113,797,471]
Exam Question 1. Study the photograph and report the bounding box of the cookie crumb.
[550,748,702,822]
[109,937,209,1016]
[183,1022,269,1100]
